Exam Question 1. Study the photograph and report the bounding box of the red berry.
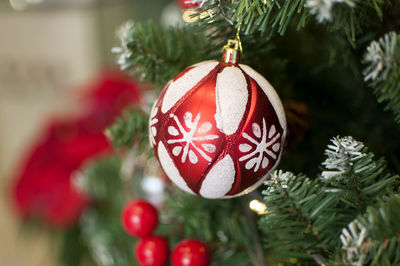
[172,239,209,266]
[135,235,170,266]
[121,200,158,237]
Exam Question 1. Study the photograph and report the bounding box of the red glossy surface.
[121,200,158,237]
[151,61,284,197]
[135,236,170,266]
[177,0,199,9]
[172,239,209,266]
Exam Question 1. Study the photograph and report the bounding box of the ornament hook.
[222,23,243,64]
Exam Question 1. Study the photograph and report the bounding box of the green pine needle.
[113,21,218,91]
[259,136,399,263]
[338,195,400,265]
[363,32,400,124]
[106,108,150,152]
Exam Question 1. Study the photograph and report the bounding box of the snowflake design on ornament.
[167,112,219,164]
[149,106,158,147]
[238,118,281,172]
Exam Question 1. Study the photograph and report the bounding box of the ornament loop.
[222,39,241,64]
[222,23,243,64]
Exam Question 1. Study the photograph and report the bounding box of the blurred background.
[1,0,400,265]
[0,1,172,265]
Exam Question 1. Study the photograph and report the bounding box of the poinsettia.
[13,71,141,228]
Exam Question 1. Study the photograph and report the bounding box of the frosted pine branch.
[340,221,368,265]
[306,0,355,23]
[112,21,135,70]
[320,136,366,181]
[363,32,397,82]
[338,196,400,265]
[363,32,400,123]
[262,170,295,195]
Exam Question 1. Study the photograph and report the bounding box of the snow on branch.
[339,196,400,265]
[363,32,400,123]
[320,136,366,181]
[340,221,368,264]
[306,0,355,23]
[112,21,135,70]
[363,31,398,82]
[263,170,295,195]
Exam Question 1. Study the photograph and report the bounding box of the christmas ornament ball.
[172,239,209,266]
[177,0,199,9]
[135,235,170,266]
[121,200,158,237]
[149,50,287,199]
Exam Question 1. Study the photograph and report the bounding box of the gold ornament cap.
[222,39,241,64]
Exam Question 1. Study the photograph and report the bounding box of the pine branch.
[60,226,90,266]
[106,108,150,153]
[305,0,387,43]
[161,191,255,266]
[200,0,387,42]
[314,136,398,245]
[258,136,399,263]
[113,21,218,91]
[363,31,400,123]
[260,170,323,262]
[338,195,400,265]
[81,208,136,266]
[203,0,308,37]
[79,157,136,266]
[81,156,125,204]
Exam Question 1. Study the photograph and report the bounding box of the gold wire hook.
[222,22,243,63]
[235,22,243,53]
[222,23,243,51]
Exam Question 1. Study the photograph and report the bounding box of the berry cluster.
[121,200,210,266]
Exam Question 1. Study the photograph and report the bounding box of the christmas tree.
[12,0,400,265]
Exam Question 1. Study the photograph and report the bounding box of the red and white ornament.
[149,42,287,199]
[177,0,201,9]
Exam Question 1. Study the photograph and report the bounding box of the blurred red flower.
[13,71,141,228]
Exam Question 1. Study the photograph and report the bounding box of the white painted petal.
[168,126,179,136]
[148,100,159,146]
[201,143,216,153]
[151,106,158,117]
[226,173,270,198]
[172,146,182,156]
[239,64,287,137]
[215,66,248,135]
[198,122,212,133]
[189,150,198,164]
[262,157,269,169]
[161,62,219,113]
[272,143,280,152]
[200,155,235,198]
[157,142,195,194]
[245,157,258,170]
[227,143,285,198]
[268,125,276,139]
[151,127,157,136]
[190,60,218,68]
[239,143,252,153]
[184,112,193,127]
[150,118,158,126]
[252,123,261,138]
